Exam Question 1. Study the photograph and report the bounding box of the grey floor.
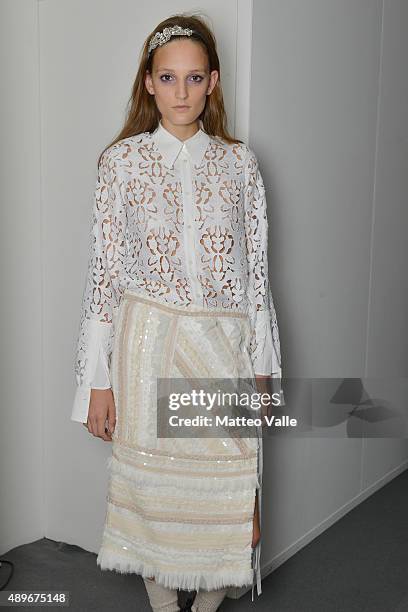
[1,469,408,612]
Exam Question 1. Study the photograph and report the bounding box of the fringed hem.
[107,454,260,493]
[96,549,254,592]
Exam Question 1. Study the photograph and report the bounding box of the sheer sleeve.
[71,148,127,423]
[244,147,282,381]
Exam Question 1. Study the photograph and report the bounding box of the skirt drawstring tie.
[251,423,263,602]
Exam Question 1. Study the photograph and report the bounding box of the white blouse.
[71,119,282,423]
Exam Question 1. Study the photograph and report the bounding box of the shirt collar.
[151,119,210,169]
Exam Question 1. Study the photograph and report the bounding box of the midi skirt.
[96,289,264,601]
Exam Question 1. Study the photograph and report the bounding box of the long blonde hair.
[97,12,243,167]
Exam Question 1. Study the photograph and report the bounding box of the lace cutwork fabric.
[72,119,282,423]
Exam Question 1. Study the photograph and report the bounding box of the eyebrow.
[156,67,207,72]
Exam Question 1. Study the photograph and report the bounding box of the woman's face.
[145,38,218,129]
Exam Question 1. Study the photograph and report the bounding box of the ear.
[145,70,154,95]
[207,70,219,95]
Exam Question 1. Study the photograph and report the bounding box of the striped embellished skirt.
[96,289,264,600]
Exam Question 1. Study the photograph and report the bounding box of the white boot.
[143,577,180,612]
[191,587,228,612]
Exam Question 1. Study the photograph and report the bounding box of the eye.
[160,74,173,82]
[159,74,204,83]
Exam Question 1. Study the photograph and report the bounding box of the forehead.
[152,38,208,71]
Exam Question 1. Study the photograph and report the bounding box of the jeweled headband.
[148,25,194,56]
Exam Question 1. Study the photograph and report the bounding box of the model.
[71,13,282,612]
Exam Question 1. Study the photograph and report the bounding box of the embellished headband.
[148,25,194,56]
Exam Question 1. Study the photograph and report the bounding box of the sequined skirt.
[96,289,263,597]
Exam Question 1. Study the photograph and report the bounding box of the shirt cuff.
[71,384,91,424]
[71,319,112,424]
[90,342,112,388]
[251,310,281,376]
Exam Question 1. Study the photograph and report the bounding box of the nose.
[175,81,188,101]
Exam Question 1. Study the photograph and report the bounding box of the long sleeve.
[71,148,127,423]
[244,147,282,380]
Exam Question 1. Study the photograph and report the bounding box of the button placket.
[179,150,203,305]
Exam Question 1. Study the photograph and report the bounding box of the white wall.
[1,0,407,599]
[248,0,408,582]
[0,0,44,552]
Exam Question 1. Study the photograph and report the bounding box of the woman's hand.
[82,388,116,441]
[252,490,261,548]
